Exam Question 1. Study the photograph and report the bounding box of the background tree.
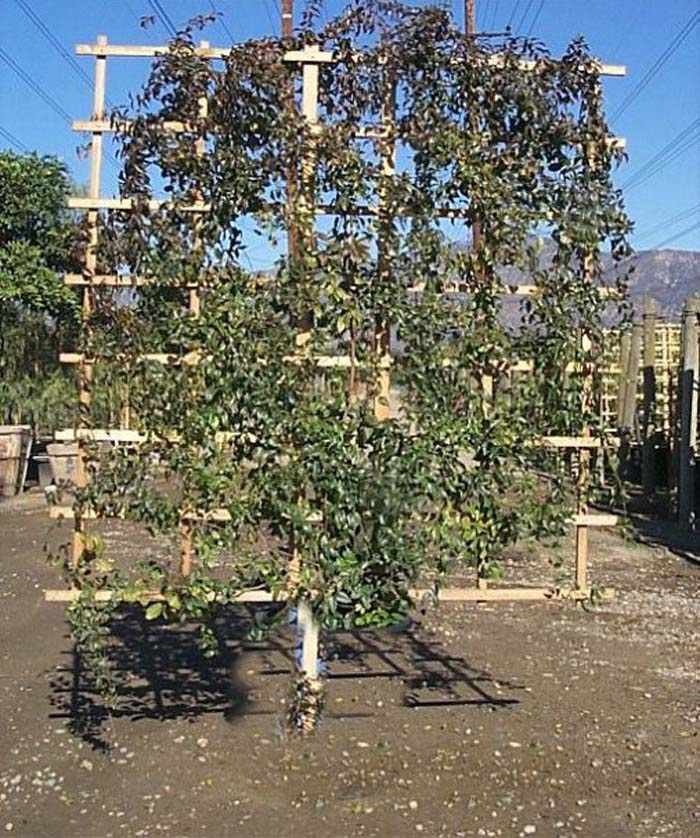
[0,151,80,431]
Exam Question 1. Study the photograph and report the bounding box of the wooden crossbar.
[71,118,626,151]
[73,41,626,77]
[53,428,610,450]
[62,273,620,299]
[63,274,199,288]
[48,505,617,528]
[44,584,614,603]
[58,352,392,368]
[59,352,599,375]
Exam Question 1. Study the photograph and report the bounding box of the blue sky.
[1,0,699,266]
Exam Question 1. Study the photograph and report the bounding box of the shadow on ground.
[628,512,700,567]
[47,605,523,749]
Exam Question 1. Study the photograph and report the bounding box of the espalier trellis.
[47,2,630,730]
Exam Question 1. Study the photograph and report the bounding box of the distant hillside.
[612,249,700,321]
[494,243,700,324]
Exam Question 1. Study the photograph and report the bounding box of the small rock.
[523,827,536,835]
[409,800,418,810]
[80,759,93,772]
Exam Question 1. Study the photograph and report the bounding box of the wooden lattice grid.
[46,35,627,621]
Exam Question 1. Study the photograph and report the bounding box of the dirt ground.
[0,491,698,838]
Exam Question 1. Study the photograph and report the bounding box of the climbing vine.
[55,1,631,719]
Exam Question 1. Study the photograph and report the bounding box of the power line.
[489,0,500,31]
[0,125,29,152]
[647,219,700,250]
[610,9,700,124]
[475,0,487,30]
[626,135,700,193]
[146,0,177,38]
[208,1,234,42]
[0,46,72,123]
[0,47,121,172]
[13,0,94,92]
[622,118,700,191]
[263,0,278,35]
[623,118,699,186]
[506,0,523,30]
[635,203,700,242]
[515,0,536,34]
[525,0,545,37]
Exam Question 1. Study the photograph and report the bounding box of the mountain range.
[610,249,700,321]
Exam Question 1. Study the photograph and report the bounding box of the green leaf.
[145,602,164,621]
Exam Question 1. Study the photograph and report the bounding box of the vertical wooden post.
[666,325,680,501]
[621,322,642,435]
[297,599,320,681]
[678,297,699,528]
[178,45,210,578]
[288,48,322,692]
[293,52,319,351]
[641,296,657,497]
[374,77,396,421]
[616,329,631,428]
[72,34,107,567]
[575,133,601,594]
[575,325,592,592]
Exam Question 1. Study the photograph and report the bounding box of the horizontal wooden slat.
[59,351,202,365]
[74,42,625,77]
[55,428,147,443]
[75,43,232,59]
[59,352,392,369]
[573,513,617,527]
[541,436,603,449]
[63,273,199,288]
[50,505,615,529]
[45,584,614,604]
[60,351,598,377]
[45,588,277,603]
[73,119,196,133]
[50,506,323,523]
[63,273,621,300]
[412,586,615,602]
[64,196,470,217]
[54,429,611,451]
[68,197,210,212]
[486,55,625,77]
[409,282,620,299]
[72,119,625,151]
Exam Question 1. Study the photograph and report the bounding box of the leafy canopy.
[58,1,630,693]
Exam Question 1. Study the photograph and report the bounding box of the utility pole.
[465,0,476,34]
[282,0,293,39]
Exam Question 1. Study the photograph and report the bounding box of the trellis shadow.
[254,619,523,710]
[47,603,285,750]
[47,608,522,749]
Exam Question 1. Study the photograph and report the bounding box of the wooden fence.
[602,295,700,527]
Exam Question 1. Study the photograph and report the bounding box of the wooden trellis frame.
[46,37,627,642]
